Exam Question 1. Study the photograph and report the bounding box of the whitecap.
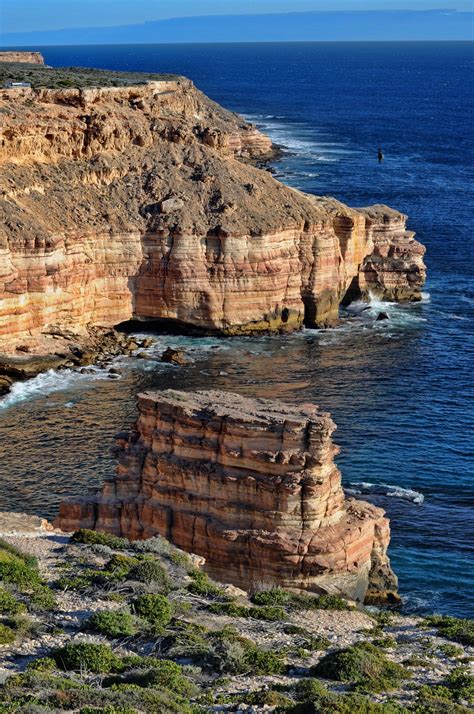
[346,481,424,504]
[0,367,110,410]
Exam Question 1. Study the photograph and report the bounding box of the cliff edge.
[0,64,426,352]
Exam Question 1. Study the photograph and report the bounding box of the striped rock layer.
[56,390,398,602]
[0,73,425,352]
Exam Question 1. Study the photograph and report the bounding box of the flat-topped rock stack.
[56,390,398,602]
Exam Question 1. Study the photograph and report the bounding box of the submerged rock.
[56,389,398,603]
[160,347,186,365]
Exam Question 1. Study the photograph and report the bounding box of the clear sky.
[1,0,471,33]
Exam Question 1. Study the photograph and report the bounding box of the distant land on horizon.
[0,9,472,46]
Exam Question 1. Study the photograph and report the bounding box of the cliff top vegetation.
[0,62,179,89]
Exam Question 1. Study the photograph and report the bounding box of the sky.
[1,0,472,33]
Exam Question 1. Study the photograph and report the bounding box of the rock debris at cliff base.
[57,389,398,604]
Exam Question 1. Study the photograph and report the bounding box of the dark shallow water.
[1,42,473,617]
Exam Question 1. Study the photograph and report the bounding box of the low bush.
[312,642,410,692]
[437,642,464,658]
[53,642,122,673]
[423,615,474,646]
[128,558,170,589]
[0,622,16,644]
[291,678,409,713]
[0,539,38,568]
[251,587,291,606]
[70,530,129,550]
[0,550,42,590]
[0,588,25,615]
[208,626,286,675]
[132,593,172,631]
[26,657,57,673]
[187,570,225,597]
[86,610,138,638]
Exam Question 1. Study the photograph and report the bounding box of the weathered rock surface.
[56,389,398,602]
[0,51,44,65]
[0,69,426,353]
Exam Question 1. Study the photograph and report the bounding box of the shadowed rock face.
[56,389,398,602]
[0,73,425,353]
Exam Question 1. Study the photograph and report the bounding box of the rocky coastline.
[2,55,467,714]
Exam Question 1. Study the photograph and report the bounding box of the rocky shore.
[0,515,472,713]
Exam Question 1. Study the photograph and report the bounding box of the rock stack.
[56,390,397,602]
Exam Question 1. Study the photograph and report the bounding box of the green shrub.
[312,642,410,692]
[291,679,409,712]
[54,642,122,673]
[0,588,25,615]
[187,570,225,597]
[0,550,42,590]
[446,667,474,703]
[70,530,129,550]
[26,657,57,673]
[162,621,210,659]
[208,626,286,675]
[251,648,286,675]
[133,593,172,631]
[115,659,197,696]
[0,539,38,568]
[438,643,463,658]
[129,558,170,589]
[423,615,474,646]
[102,555,139,582]
[28,585,57,612]
[251,587,291,606]
[0,622,16,644]
[87,610,138,638]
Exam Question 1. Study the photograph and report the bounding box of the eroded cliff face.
[56,389,398,602]
[0,75,426,352]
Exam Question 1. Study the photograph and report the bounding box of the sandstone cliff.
[0,51,44,65]
[56,390,398,602]
[0,67,426,352]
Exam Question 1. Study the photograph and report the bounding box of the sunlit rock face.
[56,389,398,602]
[0,51,44,64]
[0,75,425,353]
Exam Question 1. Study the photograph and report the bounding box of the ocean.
[0,42,473,617]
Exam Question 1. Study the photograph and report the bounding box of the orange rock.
[56,389,398,602]
[0,75,425,353]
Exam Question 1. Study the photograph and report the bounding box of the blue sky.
[1,0,471,33]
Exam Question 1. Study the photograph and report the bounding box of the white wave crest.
[346,481,424,504]
[0,367,111,410]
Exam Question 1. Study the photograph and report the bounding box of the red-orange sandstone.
[56,390,398,602]
[0,69,426,353]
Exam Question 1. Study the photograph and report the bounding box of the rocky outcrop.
[0,69,426,353]
[56,390,398,602]
[0,51,44,65]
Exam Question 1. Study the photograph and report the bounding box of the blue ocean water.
[1,42,473,617]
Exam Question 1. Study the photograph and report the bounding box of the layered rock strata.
[56,390,398,602]
[0,68,426,353]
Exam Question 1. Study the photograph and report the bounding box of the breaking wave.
[346,481,425,504]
